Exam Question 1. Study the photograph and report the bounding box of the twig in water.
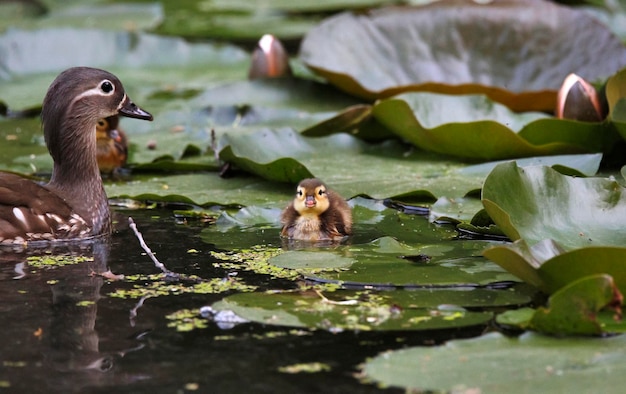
[128,217,173,276]
[129,295,150,327]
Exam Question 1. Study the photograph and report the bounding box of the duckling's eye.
[297,189,303,197]
[97,119,106,127]
[318,188,325,196]
[100,80,114,94]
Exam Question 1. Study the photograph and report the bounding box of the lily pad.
[484,239,626,295]
[0,2,163,33]
[301,235,519,289]
[372,93,617,160]
[299,0,626,111]
[482,161,626,249]
[0,28,249,110]
[530,274,623,335]
[211,290,494,331]
[361,331,626,392]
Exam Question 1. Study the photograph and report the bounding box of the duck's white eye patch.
[100,80,114,94]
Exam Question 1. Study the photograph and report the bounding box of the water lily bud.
[556,73,606,122]
[248,34,292,79]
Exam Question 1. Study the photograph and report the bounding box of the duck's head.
[42,67,152,164]
[293,178,330,216]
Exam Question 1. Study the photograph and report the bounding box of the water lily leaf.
[483,239,564,291]
[270,251,356,269]
[0,2,162,32]
[530,274,623,335]
[217,127,487,199]
[361,331,626,392]
[372,93,617,160]
[484,238,626,294]
[146,0,398,40]
[305,236,518,288]
[482,161,626,248]
[300,0,626,111]
[211,290,494,331]
[538,247,626,295]
[0,28,249,110]
[106,173,294,208]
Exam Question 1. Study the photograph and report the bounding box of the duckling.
[248,34,292,79]
[96,115,128,175]
[280,178,352,241]
[0,67,152,244]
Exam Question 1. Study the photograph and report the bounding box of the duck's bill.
[118,95,153,121]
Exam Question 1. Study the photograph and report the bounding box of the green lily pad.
[141,0,399,40]
[300,1,626,111]
[0,2,163,33]
[530,274,623,335]
[270,251,356,269]
[484,239,626,295]
[482,161,626,249]
[304,236,518,289]
[211,290,494,331]
[372,93,617,160]
[217,128,607,205]
[361,331,626,392]
[0,28,249,110]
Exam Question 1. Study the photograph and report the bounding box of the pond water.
[0,207,490,393]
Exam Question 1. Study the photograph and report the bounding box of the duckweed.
[278,362,331,374]
[211,246,300,280]
[26,255,93,269]
[165,308,208,332]
[108,276,256,299]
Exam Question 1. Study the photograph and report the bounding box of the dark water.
[0,208,483,393]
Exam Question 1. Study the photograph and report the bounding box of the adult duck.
[0,67,152,244]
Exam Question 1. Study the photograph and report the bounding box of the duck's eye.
[297,189,303,197]
[97,119,106,127]
[100,80,114,94]
[318,188,325,196]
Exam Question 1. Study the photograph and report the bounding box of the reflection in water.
[0,238,144,392]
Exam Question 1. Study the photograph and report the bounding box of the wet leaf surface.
[300,0,626,111]
[362,331,626,392]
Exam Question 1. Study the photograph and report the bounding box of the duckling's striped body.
[280,178,352,242]
[0,67,152,244]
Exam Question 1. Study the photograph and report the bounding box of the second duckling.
[280,178,352,241]
[96,115,128,175]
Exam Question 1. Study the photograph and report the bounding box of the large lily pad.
[484,238,626,295]
[482,161,626,249]
[372,93,618,160]
[0,28,249,110]
[361,331,626,392]
[211,290,494,331]
[299,0,626,111]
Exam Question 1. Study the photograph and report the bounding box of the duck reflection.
[0,238,144,389]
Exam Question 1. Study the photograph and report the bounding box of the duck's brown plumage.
[280,178,352,241]
[0,67,152,244]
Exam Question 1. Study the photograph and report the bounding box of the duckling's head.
[293,178,330,217]
[96,115,119,134]
[42,67,152,164]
